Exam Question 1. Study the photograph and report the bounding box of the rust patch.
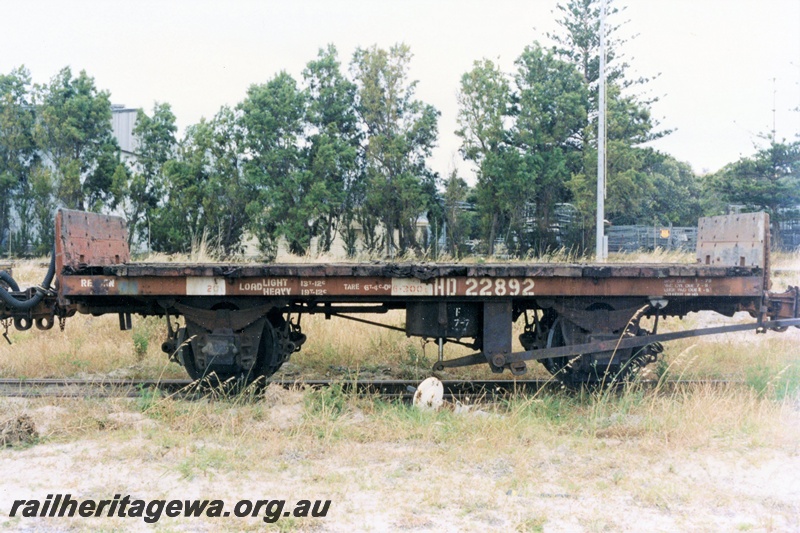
[55,209,129,273]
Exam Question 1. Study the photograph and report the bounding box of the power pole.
[595,0,608,261]
[771,77,777,144]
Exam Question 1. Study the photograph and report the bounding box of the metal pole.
[595,0,607,261]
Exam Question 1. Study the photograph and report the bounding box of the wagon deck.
[61,261,764,300]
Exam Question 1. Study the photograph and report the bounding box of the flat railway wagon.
[0,210,798,386]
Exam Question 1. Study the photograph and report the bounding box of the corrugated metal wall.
[112,106,138,156]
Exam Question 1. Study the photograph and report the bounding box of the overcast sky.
[3,0,799,179]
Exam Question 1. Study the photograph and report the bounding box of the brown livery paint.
[58,273,764,299]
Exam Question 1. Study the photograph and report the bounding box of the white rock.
[413,377,444,411]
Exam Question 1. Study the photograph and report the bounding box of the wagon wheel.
[537,314,650,387]
[178,318,288,387]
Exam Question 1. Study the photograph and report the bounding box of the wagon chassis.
[0,210,797,386]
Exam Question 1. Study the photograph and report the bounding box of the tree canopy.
[0,1,795,258]
[711,140,800,245]
[352,44,440,257]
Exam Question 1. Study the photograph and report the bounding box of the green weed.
[304,382,347,420]
[132,330,149,361]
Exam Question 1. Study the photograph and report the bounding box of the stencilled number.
[465,278,478,295]
[479,279,492,295]
[464,278,535,296]
[522,279,534,295]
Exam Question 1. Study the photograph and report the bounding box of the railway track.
[0,378,555,400]
[0,378,194,399]
[0,377,742,401]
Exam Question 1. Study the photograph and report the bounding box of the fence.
[779,219,800,250]
[607,225,697,253]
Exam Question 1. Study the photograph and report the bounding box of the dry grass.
[4,258,51,286]
[0,374,797,530]
[0,314,187,380]
[771,249,800,270]
[138,231,224,263]
[136,244,702,266]
[607,247,695,264]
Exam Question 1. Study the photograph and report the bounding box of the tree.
[0,66,37,254]
[302,45,362,254]
[113,102,177,249]
[351,44,440,257]
[640,149,703,226]
[150,107,250,255]
[28,165,56,255]
[550,0,677,245]
[442,171,478,257]
[548,0,629,91]
[456,59,511,164]
[239,71,311,257]
[712,140,800,246]
[197,106,250,255]
[513,43,588,251]
[457,46,589,255]
[455,59,514,254]
[33,67,119,212]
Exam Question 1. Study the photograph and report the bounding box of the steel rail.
[0,377,746,400]
[0,378,552,398]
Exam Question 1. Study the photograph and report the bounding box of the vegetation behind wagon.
[0,0,798,261]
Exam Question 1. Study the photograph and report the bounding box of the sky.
[3,0,799,179]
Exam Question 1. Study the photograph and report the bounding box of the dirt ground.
[0,386,798,533]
